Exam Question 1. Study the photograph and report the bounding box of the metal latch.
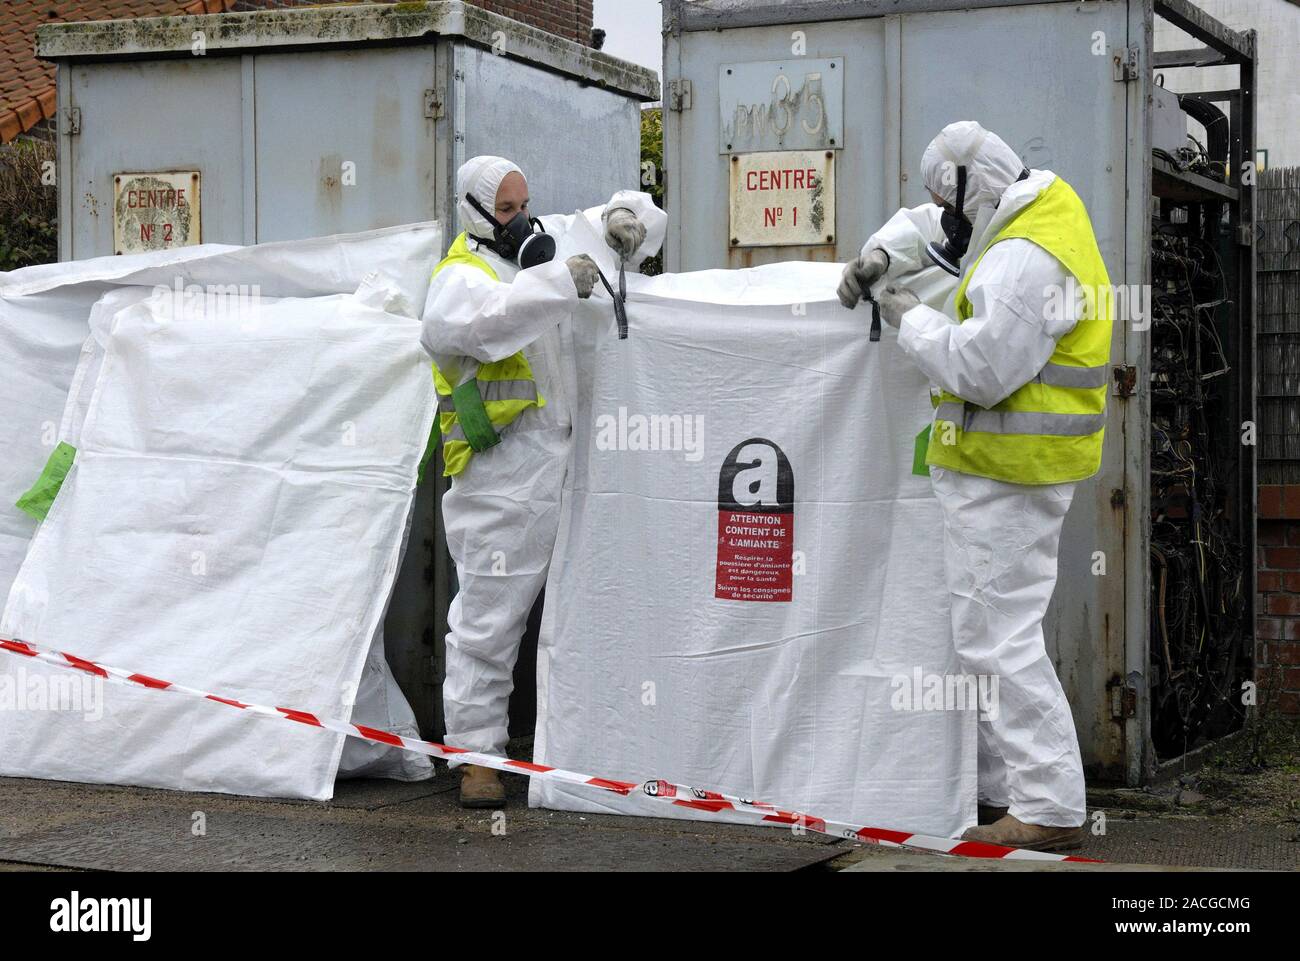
[1108,677,1138,719]
[668,79,693,112]
[1112,44,1139,82]
[424,90,443,120]
[64,107,81,136]
[1113,365,1138,398]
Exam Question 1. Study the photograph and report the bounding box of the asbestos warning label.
[716,510,794,602]
[715,438,794,602]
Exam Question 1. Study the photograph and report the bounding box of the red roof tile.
[0,0,239,143]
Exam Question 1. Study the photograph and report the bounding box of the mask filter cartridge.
[466,193,557,269]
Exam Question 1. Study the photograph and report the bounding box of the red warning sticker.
[715,510,794,602]
[715,438,795,603]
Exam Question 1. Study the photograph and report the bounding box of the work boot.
[960,814,1085,852]
[977,803,1009,825]
[458,765,506,809]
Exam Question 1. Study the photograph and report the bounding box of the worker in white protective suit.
[862,122,1114,852]
[422,156,666,808]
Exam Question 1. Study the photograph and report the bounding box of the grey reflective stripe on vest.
[437,379,537,408]
[479,379,539,403]
[936,402,1105,437]
[1036,362,1109,389]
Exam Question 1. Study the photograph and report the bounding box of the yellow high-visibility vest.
[427,233,544,478]
[925,177,1114,485]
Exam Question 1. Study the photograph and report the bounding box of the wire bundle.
[1149,222,1246,759]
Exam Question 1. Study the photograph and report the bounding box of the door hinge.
[423,89,443,120]
[1108,677,1138,719]
[1113,365,1138,398]
[1112,44,1139,82]
[63,107,81,136]
[1236,223,1254,247]
[668,78,692,112]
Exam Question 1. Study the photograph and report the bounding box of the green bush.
[0,138,58,271]
[640,107,664,276]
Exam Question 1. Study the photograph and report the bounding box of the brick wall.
[1257,485,1300,716]
[14,117,55,144]
[228,0,595,45]
[471,0,593,44]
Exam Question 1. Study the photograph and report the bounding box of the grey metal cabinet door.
[252,46,439,243]
[666,17,891,271]
[64,57,246,259]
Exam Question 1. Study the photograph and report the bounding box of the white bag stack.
[531,253,977,838]
[0,225,441,796]
[0,287,435,800]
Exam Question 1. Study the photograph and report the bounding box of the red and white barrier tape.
[0,637,1099,863]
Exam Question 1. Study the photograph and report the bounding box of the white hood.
[456,155,524,237]
[921,121,1026,223]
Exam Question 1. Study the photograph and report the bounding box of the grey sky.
[592,0,664,80]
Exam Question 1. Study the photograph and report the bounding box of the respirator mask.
[925,167,1031,277]
[926,165,972,278]
[465,193,557,269]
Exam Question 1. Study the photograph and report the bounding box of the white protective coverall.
[894,122,1088,828]
[858,203,958,311]
[421,156,666,759]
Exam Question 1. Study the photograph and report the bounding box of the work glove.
[566,254,600,300]
[877,285,922,328]
[837,248,890,309]
[604,207,647,261]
